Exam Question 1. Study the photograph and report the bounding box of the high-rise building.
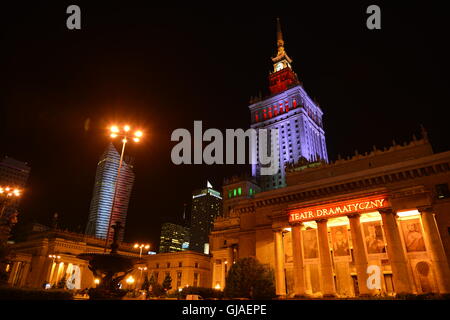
[85,143,135,241]
[159,222,190,253]
[249,18,328,191]
[0,156,31,215]
[190,182,222,254]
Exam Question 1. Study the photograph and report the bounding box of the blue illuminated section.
[85,143,135,241]
[249,85,328,191]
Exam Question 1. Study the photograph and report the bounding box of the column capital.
[378,208,394,215]
[347,213,361,219]
[315,218,328,224]
[289,221,303,227]
[416,205,434,214]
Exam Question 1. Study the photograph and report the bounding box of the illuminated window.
[249,188,253,196]
[255,113,259,122]
[233,189,236,197]
[293,99,297,108]
[238,187,242,196]
[228,190,232,198]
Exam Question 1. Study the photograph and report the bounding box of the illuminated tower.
[85,143,135,241]
[190,181,222,254]
[249,18,328,191]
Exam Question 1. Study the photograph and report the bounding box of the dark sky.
[2,2,449,248]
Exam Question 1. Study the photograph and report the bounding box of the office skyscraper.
[249,19,328,191]
[190,182,222,254]
[85,143,135,241]
[159,222,190,253]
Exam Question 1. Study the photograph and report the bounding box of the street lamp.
[0,186,22,218]
[126,275,135,289]
[103,124,144,252]
[47,254,61,286]
[138,266,147,287]
[134,243,150,258]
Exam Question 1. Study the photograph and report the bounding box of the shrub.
[224,257,276,300]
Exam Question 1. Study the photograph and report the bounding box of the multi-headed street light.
[0,186,22,218]
[104,124,144,252]
[134,243,150,258]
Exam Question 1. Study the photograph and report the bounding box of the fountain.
[77,222,142,300]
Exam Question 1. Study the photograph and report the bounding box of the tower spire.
[276,17,284,49]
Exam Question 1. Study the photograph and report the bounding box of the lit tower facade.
[249,19,328,191]
[190,182,222,254]
[85,143,135,241]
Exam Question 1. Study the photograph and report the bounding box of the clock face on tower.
[276,62,284,72]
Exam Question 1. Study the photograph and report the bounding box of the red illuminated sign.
[288,195,389,223]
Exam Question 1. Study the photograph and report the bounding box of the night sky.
[2,2,449,248]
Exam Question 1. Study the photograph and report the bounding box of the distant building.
[85,143,135,242]
[0,156,31,215]
[6,224,140,289]
[144,251,211,291]
[159,222,190,253]
[189,182,222,254]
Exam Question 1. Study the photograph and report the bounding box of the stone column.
[379,208,414,294]
[291,223,306,296]
[316,219,336,296]
[273,229,286,296]
[348,213,371,295]
[418,206,450,293]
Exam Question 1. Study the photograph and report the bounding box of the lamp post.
[0,186,22,218]
[138,266,147,288]
[134,243,150,258]
[47,254,61,286]
[103,125,143,252]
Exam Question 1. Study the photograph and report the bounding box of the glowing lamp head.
[126,276,135,284]
[134,131,143,138]
[134,244,139,249]
[110,125,119,133]
[145,245,150,250]
[124,125,130,132]
[94,278,100,285]
[133,137,140,143]
[110,133,117,138]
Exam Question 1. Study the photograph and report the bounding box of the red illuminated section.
[288,195,390,223]
[269,67,299,95]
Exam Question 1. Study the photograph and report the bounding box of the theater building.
[210,135,450,297]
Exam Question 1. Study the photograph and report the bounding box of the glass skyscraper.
[189,183,222,254]
[85,143,135,241]
[159,222,190,253]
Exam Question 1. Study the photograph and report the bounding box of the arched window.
[293,99,297,108]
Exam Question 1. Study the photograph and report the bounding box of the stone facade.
[210,136,450,297]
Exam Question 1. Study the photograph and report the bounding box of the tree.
[162,273,172,292]
[224,257,276,299]
[141,274,150,291]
